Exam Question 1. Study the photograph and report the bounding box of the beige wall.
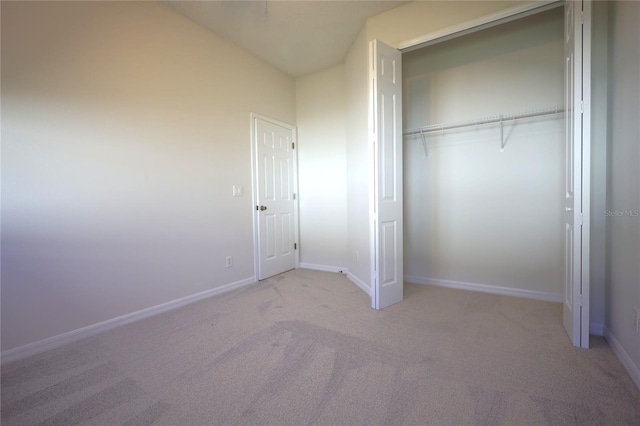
[605,0,640,387]
[296,65,348,270]
[1,1,295,350]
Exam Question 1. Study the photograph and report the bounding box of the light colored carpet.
[2,269,639,425]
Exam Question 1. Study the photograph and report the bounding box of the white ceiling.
[162,0,408,77]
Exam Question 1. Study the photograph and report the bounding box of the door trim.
[397,0,562,52]
[250,113,299,281]
[579,0,592,348]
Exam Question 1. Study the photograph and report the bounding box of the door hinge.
[580,101,584,114]
[294,243,297,250]
[580,213,583,226]
[292,142,295,149]
[293,193,296,200]
[578,294,583,307]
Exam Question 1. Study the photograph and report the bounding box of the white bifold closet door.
[563,0,591,349]
[369,40,404,309]
[368,3,591,348]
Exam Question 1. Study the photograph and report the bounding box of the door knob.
[259,205,267,211]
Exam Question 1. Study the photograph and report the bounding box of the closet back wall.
[402,9,565,299]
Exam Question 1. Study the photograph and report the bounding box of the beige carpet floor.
[2,269,639,425]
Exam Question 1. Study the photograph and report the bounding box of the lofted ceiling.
[161,0,408,77]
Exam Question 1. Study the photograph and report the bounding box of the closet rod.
[403,105,564,137]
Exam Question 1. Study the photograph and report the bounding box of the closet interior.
[402,7,566,300]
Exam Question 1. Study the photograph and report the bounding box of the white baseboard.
[347,272,370,296]
[603,326,640,391]
[1,276,256,365]
[590,323,605,336]
[299,263,348,274]
[404,275,563,303]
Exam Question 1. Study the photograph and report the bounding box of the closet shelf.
[402,105,565,137]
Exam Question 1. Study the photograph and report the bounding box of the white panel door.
[253,116,297,280]
[370,40,403,309]
[563,0,591,348]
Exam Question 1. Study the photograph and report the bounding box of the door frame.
[250,113,300,281]
[388,0,591,346]
[398,0,562,52]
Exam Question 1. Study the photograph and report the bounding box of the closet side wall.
[402,9,565,299]
[345,26,372,292]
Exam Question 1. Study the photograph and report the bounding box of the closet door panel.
[563,0,590,349]
[370,39,403,309]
